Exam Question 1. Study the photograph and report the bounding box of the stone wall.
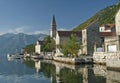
[53,56,93,64]
[93,52,106,64]
[107,70,120,83]
[93,52,120,69]
[53,57,76,64]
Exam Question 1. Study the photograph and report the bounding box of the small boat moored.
[7,54,23,59]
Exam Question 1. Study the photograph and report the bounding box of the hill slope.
[73,2,120,31]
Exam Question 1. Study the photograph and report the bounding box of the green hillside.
[73,2,120,31]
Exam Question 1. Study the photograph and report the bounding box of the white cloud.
[7,26,29,34]
[14,27,24,33]
[33,30,49,35]
[0,26,49,35]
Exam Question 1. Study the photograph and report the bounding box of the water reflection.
[35,60,41,73]
[0,58,49,83]
[107,70,120,83]
[28,61,106,83]
[4,58,120,83]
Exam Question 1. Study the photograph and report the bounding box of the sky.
[0,0,119,35]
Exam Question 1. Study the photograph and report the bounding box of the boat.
[7,54,23,59]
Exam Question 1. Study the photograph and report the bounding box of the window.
[107,45,117,52]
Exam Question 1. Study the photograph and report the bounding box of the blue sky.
[0,0,118,35]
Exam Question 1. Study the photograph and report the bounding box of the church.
[50,15,100,56]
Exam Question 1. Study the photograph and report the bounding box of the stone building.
[82,20,100,55]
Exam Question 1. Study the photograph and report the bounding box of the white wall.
[56,32,60,45]
[115,9,120,35]
[108,45,117,52]
[35,45,41,54]
[99,26,111,32]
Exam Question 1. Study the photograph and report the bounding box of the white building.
[115,9,120,35]
[35,40,43,54]
[99,24,115,32]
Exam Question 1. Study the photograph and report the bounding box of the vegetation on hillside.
[73,2,120,31]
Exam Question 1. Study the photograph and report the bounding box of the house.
[82,20,100,55]
[98,8,120,53]
[99,24,116,51]
[99,24,115,32]
[93,8,120,66]
[100,32,118,52]
[50,15,100,56]
[35,40,43,54]
[103,8,120,52]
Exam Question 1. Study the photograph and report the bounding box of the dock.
[53,56,93,65]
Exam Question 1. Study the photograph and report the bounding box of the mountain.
[73,2,120,31]
[0,33,47,55]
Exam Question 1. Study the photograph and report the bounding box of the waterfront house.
[99,24,115,32]
[93,8,120,68]
[98,24,116,51]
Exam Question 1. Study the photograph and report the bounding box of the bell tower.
[50,15,57,39]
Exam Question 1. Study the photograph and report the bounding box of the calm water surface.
[0,55,120,83]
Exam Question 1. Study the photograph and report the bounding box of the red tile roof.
[57,31,82,37]
[100,32,116,37]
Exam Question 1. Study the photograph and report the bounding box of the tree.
[60,40,69,57]
[24,44,35,54]
[42,36,56,52]
[61,34,81,57]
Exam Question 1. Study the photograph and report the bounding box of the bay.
[0,55,120,83]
